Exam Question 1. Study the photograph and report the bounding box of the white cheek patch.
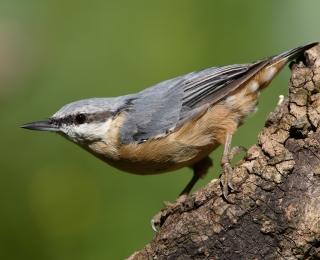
[82,118,113,141]
[60,124,74,139]
[262,67,277,83]
[88,118,113,140]
[62,118,113,142]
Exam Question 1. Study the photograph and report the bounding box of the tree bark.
[128,45,320,260]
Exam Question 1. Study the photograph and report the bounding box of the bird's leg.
[152,156,213,231]
[163,156,213,208]
[220,134,247,200]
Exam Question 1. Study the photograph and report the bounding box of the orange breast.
[113,83,260,175]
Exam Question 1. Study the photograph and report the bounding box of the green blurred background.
[1,1,319,259]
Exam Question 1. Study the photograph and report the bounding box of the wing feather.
[119,42,319,144]
[181,61,264,108]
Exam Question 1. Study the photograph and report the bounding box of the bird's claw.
[151,207,169,232]
[151,216,160,232]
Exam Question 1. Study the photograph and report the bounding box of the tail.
[270,41,319,64]
[256,41,319,90]
[181,42,319,107]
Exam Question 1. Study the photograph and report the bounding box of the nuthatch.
[21,42,318,206]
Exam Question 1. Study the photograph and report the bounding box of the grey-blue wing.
[181,62,262,108]
[119,61,264,144]
[119,42,319,144]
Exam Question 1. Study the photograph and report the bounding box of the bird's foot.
[162,194,187,208]
[220,134,246,201]
[151,194,188,232]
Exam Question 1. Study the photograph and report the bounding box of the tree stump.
[128,45,320,260]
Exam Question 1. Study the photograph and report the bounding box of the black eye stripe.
[50,111,117,127]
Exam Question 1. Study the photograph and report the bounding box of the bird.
[21,42,318,208]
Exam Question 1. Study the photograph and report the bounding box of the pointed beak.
[20,120,60,132]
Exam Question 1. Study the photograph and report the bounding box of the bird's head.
[20,98,126,145]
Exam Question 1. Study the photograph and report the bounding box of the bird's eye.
[75,114,87,124]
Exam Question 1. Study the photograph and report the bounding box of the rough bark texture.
[128,46,320,260]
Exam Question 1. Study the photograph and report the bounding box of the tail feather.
[271,42,319,63]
